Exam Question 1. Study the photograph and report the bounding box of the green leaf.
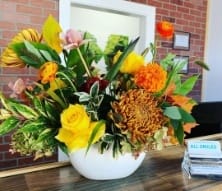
[102,133,115,143]
[84,32,103,63]
[0,116,19,135]
[39,49,53,61]
[19,120,46,133]
[66,47,86,84]
[160,53,176,70]
[90,81,99,98]
[33,97,47,117]
[175,75,199,95]
[164,106,181,120]
[32,42,61,63]
[170,119,184,144]
[9,102,39,119]
[37,128,54,142]
[141,47,149,58]
[195,60,210,71]
[179,108,196,123]
[159,59,185,96]
[58,142,69,156]
[105,37,139,81]
[24,41,44,62]
[86,120,105,154]
[104,34,129,55]
[12,42,61,68]
[0,92,11,111]
[74,92,91,102]
[44,100,59,122]
[19,55,41,68]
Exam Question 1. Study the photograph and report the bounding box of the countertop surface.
[1,146,222,191]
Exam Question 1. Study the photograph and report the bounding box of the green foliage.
[175,75,199,95]
[105,37,139,82]
[170,119,184,144]
[8,101,39,119]
[164,106,181,120]
[12,41,61,68]
[86,120,105,154]
[75,81,104,121]
[195,60,210,71]
[19,119,46,133]
[104,34,129,55]
[0,116,19,135]
[104,34,129,70]
[84,32,103,63]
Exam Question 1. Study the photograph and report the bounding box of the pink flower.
[64,29,84,49]
[8,78,26,98]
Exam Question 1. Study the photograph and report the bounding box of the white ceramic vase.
[69,145,146,180]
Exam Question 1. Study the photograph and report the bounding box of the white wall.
[202,0,222,101]
[70,6,140,50]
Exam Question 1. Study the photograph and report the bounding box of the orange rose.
[39,62,58,84]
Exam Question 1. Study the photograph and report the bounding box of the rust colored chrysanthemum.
[156,21,174,39]
[110,89,166,144]
[1,29,41,67]
[134,63,167,93]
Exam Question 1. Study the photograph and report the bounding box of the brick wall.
[0,0,59,171]
[0,0,207,170]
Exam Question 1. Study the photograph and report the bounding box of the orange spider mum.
[156,21,174,39]
[109,89,166,144]
[134,63,167,93]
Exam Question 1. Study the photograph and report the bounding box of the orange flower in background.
[134,63,167,93]
[39,61,58,84]
[156,21,174,39]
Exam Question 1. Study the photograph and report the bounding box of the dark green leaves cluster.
[12,41,61,68]
[0,92,61,156]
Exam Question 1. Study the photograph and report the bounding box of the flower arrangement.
[0,15,207,160]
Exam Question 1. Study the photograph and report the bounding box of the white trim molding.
[59,0,156,59]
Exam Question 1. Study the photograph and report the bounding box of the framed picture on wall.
[173,55,189,74]
[173,31,190,50]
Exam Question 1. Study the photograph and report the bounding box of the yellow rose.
[113,51,144,74]
[61,104,90,133]
[55,120,106,152]
[55,127,90,152]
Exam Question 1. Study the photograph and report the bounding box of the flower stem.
[47,89,66,108]
[77,47,92,77]
[57,71,77,92]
